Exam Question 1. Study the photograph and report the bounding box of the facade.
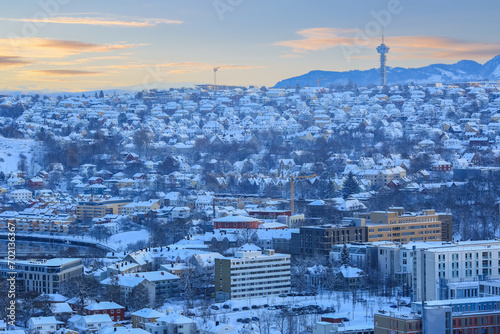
[0,258,83,294]
[375,297,500,334]
[363,208,452,243]
[296,209,451,257]
[374,240,500,302]
[101,276,156,308]
[215,246,291,300]
[295,219,368,257]
[213,215,260,229]
[0,210,74,234]
[27,317,64,334]
[84,301,125,322]
[76,198,131,222]
[121,271,180,301]
[71,314,114,334]
[144,314,197,334]
[412,241,500,302]
[12,189,32,202]
[374,312,423,334]
[132,308,165,329]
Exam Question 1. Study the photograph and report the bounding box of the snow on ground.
[106,229,149,251]
[0,136,39,174]
[168,290,410,333]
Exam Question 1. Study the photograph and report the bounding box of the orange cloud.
[0,38,143,58]
[0,56,33,67]
[31,69,102,76]
[275,28,500,60]
[274,28,357,53]
[0,16,182,27]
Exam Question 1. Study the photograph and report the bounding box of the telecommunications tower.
[376,34,390,86]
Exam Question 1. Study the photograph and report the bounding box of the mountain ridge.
[274,54,500,88]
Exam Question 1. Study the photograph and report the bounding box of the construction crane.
[316,76,327,87]
[290,174,317,214]
[213,67,220,91]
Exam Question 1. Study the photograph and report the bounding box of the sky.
[0,0,499,92]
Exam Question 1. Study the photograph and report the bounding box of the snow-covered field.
[0,136,39,174]
[171,291,410,333]
[107,229,150,251]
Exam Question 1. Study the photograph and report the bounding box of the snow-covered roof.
[84,301,124,311]
[132,308,165,318]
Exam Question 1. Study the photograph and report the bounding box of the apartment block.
[375,297,500,334]
[76,198,131,222]
[0,258,83,294]
[215,245,291,300]
[295,209,451,257]
[365,208,452,243]
[293,218,368,257]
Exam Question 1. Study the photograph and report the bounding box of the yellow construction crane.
[316,76,327,87]
[290,174,317,214]
[213,67,221,91]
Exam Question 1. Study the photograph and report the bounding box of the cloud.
[274,28,357,53]
[275,28,500,60]
[31,69,102,76]
[0,56,33,67]
[0,16,182,27]
[0,38,142,58]
[98,62,264,71]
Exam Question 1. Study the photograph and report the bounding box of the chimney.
[135,274,139,277]
[171,264,174,268]
[216,321,220,326]
[161,272,164,275]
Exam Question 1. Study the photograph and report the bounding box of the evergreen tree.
[342,171,359,199]
[129,283,151,311]
[340,243,350,267]
[99,90,104,98]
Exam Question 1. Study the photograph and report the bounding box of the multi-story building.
[122,199,161,217]
[121,271,180,301]
[363,208,452,243]
[362,166,406,187]
[0,258,83,294]
[295,209,452,257]
[375,297,500,334]
[76,198,131,222]
[293,218,368,257]
[214,245,291,301]
[0,210,74,234]
[373,240,500,302]
[412,240,500,302]
[213,215,261,229]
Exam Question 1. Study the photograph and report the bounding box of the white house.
[11,189,32,202]
[70,314,113,334]
[144,314,197,334]
[27,317,63,334]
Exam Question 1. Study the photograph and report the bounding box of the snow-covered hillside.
[0,136,39,175]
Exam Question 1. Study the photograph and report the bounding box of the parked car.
[210,305,219,310]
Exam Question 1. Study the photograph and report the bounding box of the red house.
[126,153,139,162]
[213,215,260,229]
[28,177,45,189]
[431,160,452,172]
[88,176,104,185]
[84,301,125,322]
